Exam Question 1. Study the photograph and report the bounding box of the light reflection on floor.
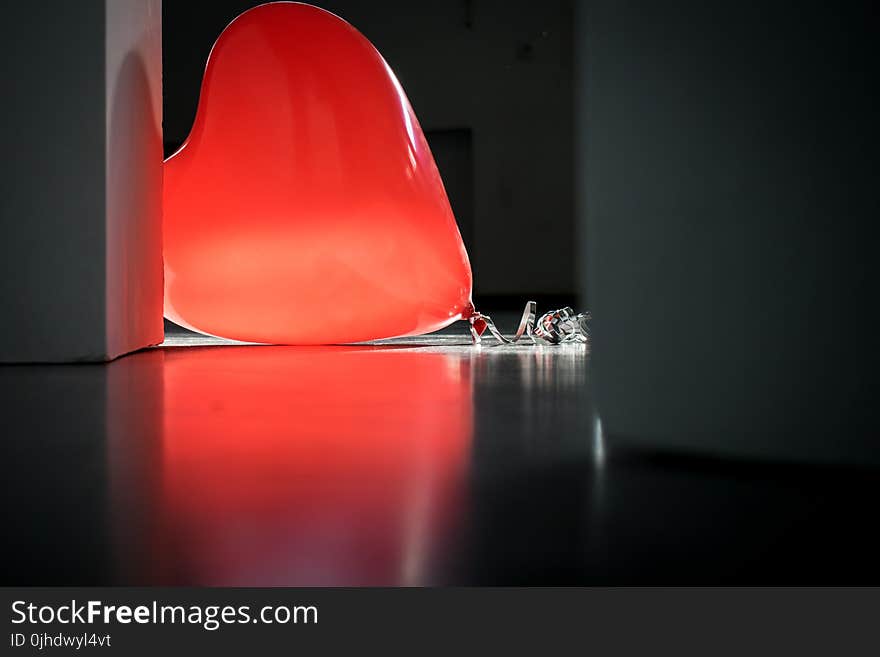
[100,327,591,586]
[11,322,877,585]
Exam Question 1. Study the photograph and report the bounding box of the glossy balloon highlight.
[164,3,473,344]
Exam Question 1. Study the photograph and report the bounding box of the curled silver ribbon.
[469,301,590,346]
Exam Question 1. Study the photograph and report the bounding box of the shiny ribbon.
[469,302,590,346]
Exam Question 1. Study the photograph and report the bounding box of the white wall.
[106,0,164,359]
[0,1,163,362]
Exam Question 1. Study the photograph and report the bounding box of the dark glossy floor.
[2,318,879,585]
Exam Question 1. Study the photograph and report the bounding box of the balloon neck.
[463,300,591,346]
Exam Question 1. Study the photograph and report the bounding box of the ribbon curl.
[469,302,590,346]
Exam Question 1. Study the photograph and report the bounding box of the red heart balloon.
[164,2,474,344]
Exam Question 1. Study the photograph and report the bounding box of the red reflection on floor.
[124,346,472,586]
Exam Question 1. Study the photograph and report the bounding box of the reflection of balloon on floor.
[125,346,471,586]
[164,2,473,344]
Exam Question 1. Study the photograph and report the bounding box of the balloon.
[164,2,474,344]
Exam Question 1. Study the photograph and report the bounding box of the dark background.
[163,0,576,305]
